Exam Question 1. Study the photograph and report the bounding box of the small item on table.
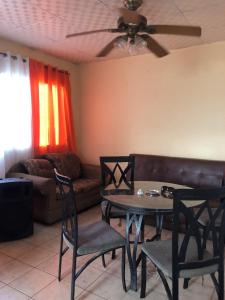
[161,185,174,199]
[137,188,144,196]
[145,190,160,197]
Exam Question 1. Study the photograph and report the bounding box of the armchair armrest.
[8,172,56,197]
[81,164,101,179]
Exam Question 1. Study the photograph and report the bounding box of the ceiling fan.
[66,0,202,58]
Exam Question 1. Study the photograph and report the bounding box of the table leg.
[156,213,164,240]
[126,212,144,291]
[146,213,164,242]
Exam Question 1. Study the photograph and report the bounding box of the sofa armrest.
[8,172,56,197]
[81,164,101,179]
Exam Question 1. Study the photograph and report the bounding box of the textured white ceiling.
[0,0,224,64]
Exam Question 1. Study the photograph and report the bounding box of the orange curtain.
[29,59,76,156]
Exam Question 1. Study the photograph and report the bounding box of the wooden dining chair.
[54,169,127,300]
[140,187,225,300]
[100,155,135,259]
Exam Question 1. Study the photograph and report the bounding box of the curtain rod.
[44,65,69,75]
[0,52,69,74]
[0,51,27,62]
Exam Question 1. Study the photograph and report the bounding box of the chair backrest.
[100,156,135,195]
[54,168,78,246]
[171,187,225,278]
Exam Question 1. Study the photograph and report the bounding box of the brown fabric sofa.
[7,153,101,224]
[131,153,225,230]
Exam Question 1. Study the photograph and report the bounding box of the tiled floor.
[0,205,220,299]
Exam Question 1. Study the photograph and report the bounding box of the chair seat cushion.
[64,221,125,255]
[142,237,218,279]
[101,200,126,218]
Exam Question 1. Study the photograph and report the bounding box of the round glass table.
[102,181,202,291]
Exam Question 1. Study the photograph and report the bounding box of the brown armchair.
[7,153,101,224]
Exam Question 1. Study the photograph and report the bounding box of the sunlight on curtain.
[0,52,32,177]
[38,82,49,147]
[52,85,59,145]
[38,83,60,146]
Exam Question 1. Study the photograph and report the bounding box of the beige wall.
[0,37,81,150]
[2,37,225,165]
[79,41,225,164]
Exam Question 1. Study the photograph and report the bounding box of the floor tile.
[0,252,13,267]
[0,206,222,300]
[0,260,32,284]
[36,253,71,277]
[9,268,55,297]
[0,240,35,259]
[24,224,59,247]
[24,232,56,247]
[40,236,61,254]
[32,278,84,300]
[178,282,217,300]
[64,266,103,290]
[77,290,107,300]
[0,285,30,300]
[87,272,140,300]
[81,252,116,273]
[17,246,55,267]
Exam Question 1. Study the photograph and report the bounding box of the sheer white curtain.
[0,52,32,177]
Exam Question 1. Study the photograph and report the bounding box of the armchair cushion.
[44,153,81,180]
[73,178,100,193]
[22,159,54,179]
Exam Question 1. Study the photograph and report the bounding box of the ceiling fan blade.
[96,35,128,57]
[118,7,142,24]
[140,34,169,57]
[146,25,201,36]
[66,28,120,38]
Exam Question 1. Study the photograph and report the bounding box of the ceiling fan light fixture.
[127,36,147,55]
[134,35,147,48]
[114,37,127,50]
[114,35,147,55]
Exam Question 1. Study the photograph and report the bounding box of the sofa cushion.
[56,178,100,198]
[44,153,81,180]
[22,159,54,178]
[73,178,101,193]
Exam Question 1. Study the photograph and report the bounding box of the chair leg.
[157,269,172,300]
[172,277,179,300]
[141,222,145,242]
[58,231,63,281]
[121,247,127,292]
[101,254,106,268]
[129,224,132,234]
[155,213,163,240]
[218,269,224,300]
[112,249,116,260]
[71,248,77,300]
[183,278,190,289]
[140,251,147,298]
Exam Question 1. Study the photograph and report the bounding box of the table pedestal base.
[126,212,164,291]
[126,213,144,291]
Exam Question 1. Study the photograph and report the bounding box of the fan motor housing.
[123,0,143,10]
[118,15,147,29]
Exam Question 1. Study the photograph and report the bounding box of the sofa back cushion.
[43,153,81,180]
[22,159,54,178]
[131,154,225,188]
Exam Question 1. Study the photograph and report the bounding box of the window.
[0,53,32,177]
